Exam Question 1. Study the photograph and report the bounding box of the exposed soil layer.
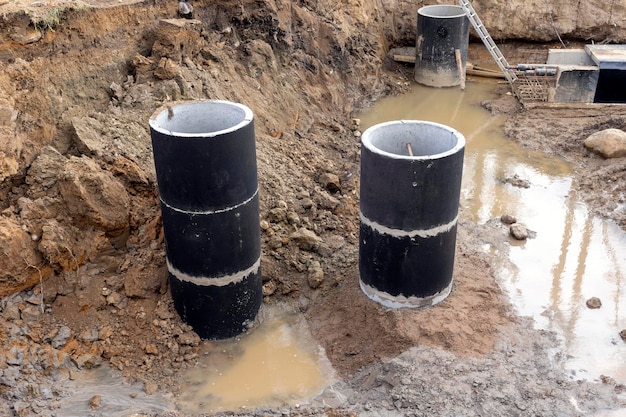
[1,1,626,416]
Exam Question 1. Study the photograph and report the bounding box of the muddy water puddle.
[176,306,335,414]
[359,79,626,384]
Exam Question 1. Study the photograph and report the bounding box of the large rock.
[70,114,156,180]
[151,19,204,63]
[290,227,322,252]
[71,117,108,158]
[24,146,66,199]
[584,128,626,159]
[37,219,109,271]
[58,156,131,234]
[0,217,53,297]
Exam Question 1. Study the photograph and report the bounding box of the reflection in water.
[177,306,335,414]
[359,80,626,384]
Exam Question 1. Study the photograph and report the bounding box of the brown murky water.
[359,79,626,385]
[176,305,335,414]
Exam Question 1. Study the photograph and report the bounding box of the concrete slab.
[547,49,595,66]
[585,44,626,70]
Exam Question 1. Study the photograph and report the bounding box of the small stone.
[19,304,42,322]
[98,325,114,340]
[503,174,530,188]
[24,293,42,305]
[0,366,19,385]
[319,172,341,193]
[106,292,122,305]
[7,346,25,366]
[267,207,287,223]
[155,302,176,320]
[314,190,340,210]
[296,189,310,199]
[300,198,314,210]
[316,243,333,257]
[501,214,517,225]
[510,223,529,240]
[143,380,158,395]
[307,261,324,289]
[268,236,283,250]
[154,57,181,80]
[619,329,626,342]
[586,297,602,309]
[177,331,200,346]
[88,395,102,409]
[110,82,124,100]
[73,353,102,370]
[40,385,53,400]
[79,328,99,342]
[69,368,80,380]
[286,211,301,225]
[4,303,21,321]
[106,292,128,309]
[9,25,42,45]
[145,343,159,354]
[262,280,277,296]
[290,228,322,251]
[52,326,72,348]
[600,375,616,385]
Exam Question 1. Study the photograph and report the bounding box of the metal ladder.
[458,0,517,84]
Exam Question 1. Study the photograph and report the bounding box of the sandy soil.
[0,0,625,416]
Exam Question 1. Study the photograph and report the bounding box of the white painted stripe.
[168,256,261,287]
[359,279,452,309]
[359,212,457,238]
[161,188,258,215]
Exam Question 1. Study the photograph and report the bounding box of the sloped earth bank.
[1,0,626,416]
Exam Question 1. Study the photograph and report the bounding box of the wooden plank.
[455,49,466,90]
[390,49,506,80]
